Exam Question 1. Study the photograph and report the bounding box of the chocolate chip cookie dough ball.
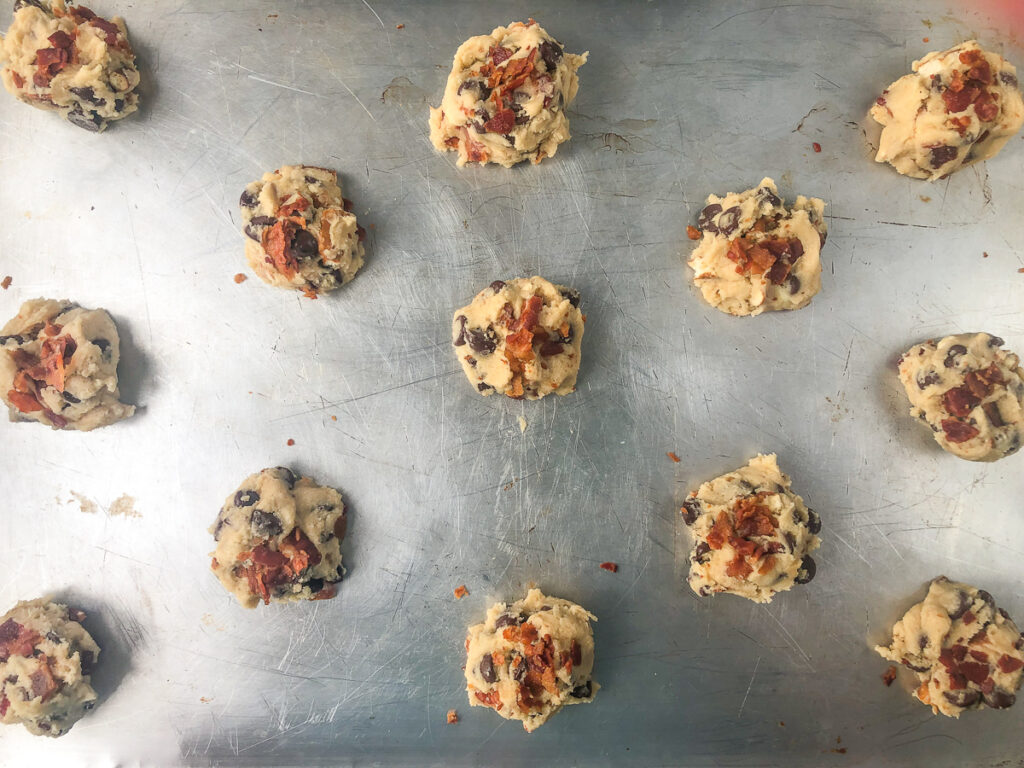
[465,588,597,732]
[687,178,827,316]
[876,577,1024,717]
[0,298,135,430]
[682,454,821,603]
[0,598,100,737]
[897,333,1024,462]
[429,19,587,167]
[452,276,584,400]
[871,41,1024,180]
[0,0,140,132]
[210,467,347,609]
[239,165,366,297]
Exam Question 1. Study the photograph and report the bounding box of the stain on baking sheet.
[68,492,140,518]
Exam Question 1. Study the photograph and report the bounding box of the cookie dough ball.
[876,577,1024,717]
[429,19,587,167]
[210,467,347,609]
[0,298,135,431]
[465,588,597,732]
[0,598,100,737]
[897,333,1024,462]
[0,0,140,132]
[682,454,821,603]
[239,165,366,297]
[452,276,584,400]
[871,41,1024,180]
[687,178,827,316]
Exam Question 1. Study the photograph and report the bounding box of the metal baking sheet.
[2,0,1023,765]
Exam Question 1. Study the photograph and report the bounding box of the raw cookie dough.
[687,178,827,316]
[876,577,1024,717]
[210,467,347,609]
[1,0,140,132]
[0,298,135,430]
[239,165,366,297]
[0,598,100,737]
[465,588,597,732]
[682,454,821,603]
[429,19,587,167]
[871,41,1024,180]
[897,333,1024,462]
[452,276,584,399]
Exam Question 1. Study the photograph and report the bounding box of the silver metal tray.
[2,1,1023,765]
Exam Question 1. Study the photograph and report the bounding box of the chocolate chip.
[716,206,741,236]
[66,106,103,132]
[305,577,324,594]
[982,402,1005,428]
[692,541,711,563]
[113,98,125,112]
[930,145,958,168]
[14,0,45,10]
[944,345,967,368]
[784,274,801,294]
[977,590,995,608]
[794,556,816,584]
[0,334,24,345]
[0,619,20,643]
[758,187,782,207]
[570,680,592,699]
[559,288,581,307]
[697,203,722,233]
[274,467,297,488]
[63,391,80,404]
[479,654,497,683]
[489,280,505,293]
[477,382,494,392]
[333,512,347,542]
[806,508,822,534]
[250,509,283,538]
[916,371,941,389]
[239,190,259,209]
[234,490,259,507]
[45,631,61,643]
[494,613,522,629]
[466,328,497,355]
[1000,71,1019,87]
[680,498,702,526]
[949,591,972,620]
[984,689,1016,709]
[453,315,468,346]
[784,531,797,553]
[511,102,529,125]
[244,215,276,241]
[540,339,564,357]
[92,338,110,353]
[539,40,563,71]
[79,650,95,674]
[290,228,319,259]
[69,86,106,106]
[942,689,981,709]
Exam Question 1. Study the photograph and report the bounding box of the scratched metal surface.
[1,0,1023,765]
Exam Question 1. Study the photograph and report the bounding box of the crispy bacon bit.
[812,142,822,153]
[69,5,98,22]
[882,666,898,686]
[757,555,776,575]
[483,107,515,134]
[941,418,979,443]
[444,136,459,148]
[10,72,24,89]
[942,385,979,417]
[950,116,972,135]
[964,364,1003,398]
[261,219,301,279]
[446,709,458,723]
[732,495,778,538]
[998,654,1024,674]
[726,234,804,283]
[686,225,701,240]
[705,511,733,550]
[29,656,59,701]
[969,649,989,662]
[962,610,976,625]
[504,328,535,362]
[88,16,121,46]
[0,619,41,661]
[278,527,321,572]
[233,273,247,284]
[512,295,544,333]
[6,390,43,413]
[474,690,503,711]
[599,561,618,573]
[277,196,310,218]
[286,438,295,446]
[395,23,405,30]
[726,554,754,578]
[488,45,513,66]
[0,696,8,718]
[453,585,469,599]
[667,451,681,463]
[462,128,489,163]
[239,528,321,604]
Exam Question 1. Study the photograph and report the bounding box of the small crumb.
[812,142,822,153]
[919,195,931,203]
[686,225,701,240]
[778,721,785,727]
[882,666,897,686]
[599,562,618,573]
[1018,267,1024,273]
[234,273,247,283]
[666,451,681,463]
[268,13,278,18]
[983,252,989,258]
[518,416,527,433]
[286,438,295,446]
[923,36,930,42]
[0,276,11,290]
[831,748,847,754]
[396,23,405,29]
[454,585,469,599]
[446,709,458,724]
[331,415,338,421]
[200,696,211,703]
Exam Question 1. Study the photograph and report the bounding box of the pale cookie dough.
[239,165,366,297]
[897,333,1024,462]
[465,588,597,732]
[687,178,827,317]
[682,454,821,603]
[210,467,347,609]
[871,41,1024,180]
[452,276,583,399]
[0,598,100,737]
[429,19,587,167]
[0,298,135,430]
[876,577,1024,717]
[1,0,140,132]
